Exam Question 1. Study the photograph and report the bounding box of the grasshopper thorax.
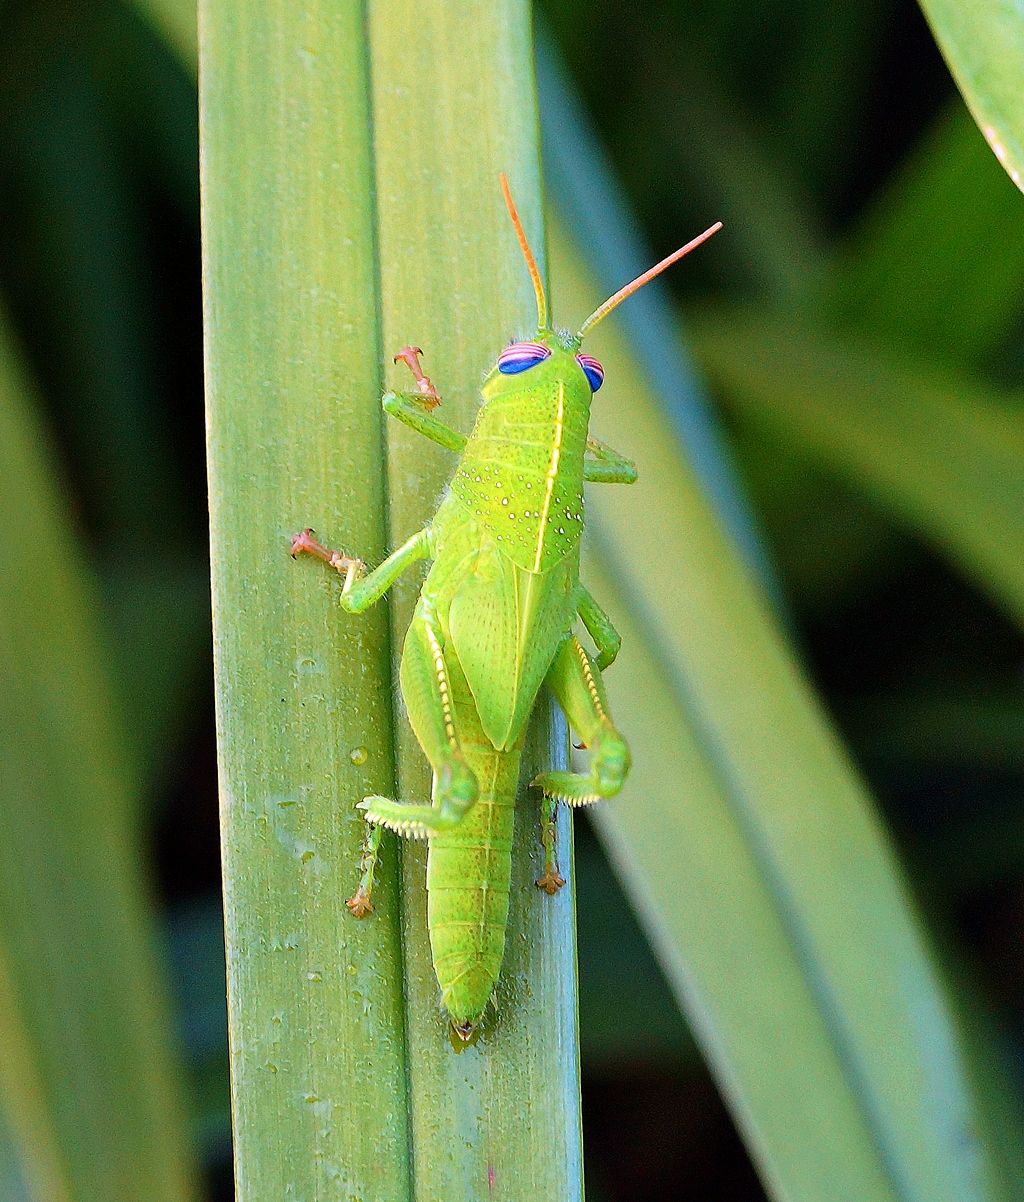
[455,328,591,574]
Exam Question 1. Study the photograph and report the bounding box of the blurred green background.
[2,0,1023,1198]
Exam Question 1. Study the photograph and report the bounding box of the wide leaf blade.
[551,220,1021,1202]
[918,0,1024,192]
[199,5,411,1198]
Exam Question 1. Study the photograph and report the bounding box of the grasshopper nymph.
[293,177,720,1040]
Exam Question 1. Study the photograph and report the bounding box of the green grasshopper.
[292,176,720,1039]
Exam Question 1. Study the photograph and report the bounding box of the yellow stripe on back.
[533,382,564,572]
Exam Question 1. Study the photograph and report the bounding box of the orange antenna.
[499,172,548,330]
[577,221,723,339]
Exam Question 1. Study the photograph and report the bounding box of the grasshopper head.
[496,172,721,399]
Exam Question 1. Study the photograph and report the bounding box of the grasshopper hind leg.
[346,822,383,917]
[531,636,630,806]
[536,791,566,894]
[360,607,479,838]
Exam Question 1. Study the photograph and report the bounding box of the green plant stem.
[199,6,410,1199]
[369,4,583,1198]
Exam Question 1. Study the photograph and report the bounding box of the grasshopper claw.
[536,868,566,895]
[346,889,374,918]
[290,527,317,557]
[393,344,442,409]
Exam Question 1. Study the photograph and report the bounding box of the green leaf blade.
[918,0,1024,192]
[369,5,585,1198]
[0,310,198,1202]
[199,5,411,1199]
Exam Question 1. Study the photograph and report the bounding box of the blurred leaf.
[846,690,1024,771]
[165,901,230,1154]
[166,900,227,1063]
[575,825,695,1071]
[131,0,196,71]
[1,45,187,546]
[921,803,1024,892]
[1,2,211,804]
[729,436,912,612]
[0,1120,30,1202]
[0,308,197,1199]
[95,2,201,216]
[552,216,1024,1202]
[691,307,1024,630]
[653,61,826,304]
[840,103,1024,368]
[770,0,888,199]
[919,0,1024,192]
[99,555,209,795]
[536,37,778,593]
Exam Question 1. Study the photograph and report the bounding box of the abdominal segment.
[426,735,522,1028]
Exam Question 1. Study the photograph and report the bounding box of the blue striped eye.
[577,354,604,392]
[497,341,551,374]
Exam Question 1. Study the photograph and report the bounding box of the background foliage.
[0,0,1022,1199]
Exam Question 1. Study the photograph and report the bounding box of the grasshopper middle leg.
[291,524,434,902]
[531,636,630,805]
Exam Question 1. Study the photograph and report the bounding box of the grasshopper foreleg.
[291,524,438,879]
[531,637,630,806]
[360,608,479,838]
[291,527,430,612]
[383,346,468,453]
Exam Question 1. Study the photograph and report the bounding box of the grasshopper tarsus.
[394,343,442,407]
[290,528,363,577]
[536,869,566,896]
[346,891,374,919]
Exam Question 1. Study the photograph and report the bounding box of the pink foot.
[289,529,362,576]
[394,345,441,410]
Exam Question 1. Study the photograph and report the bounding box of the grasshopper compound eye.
[497,341,552,374]
[576,354,604,392]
